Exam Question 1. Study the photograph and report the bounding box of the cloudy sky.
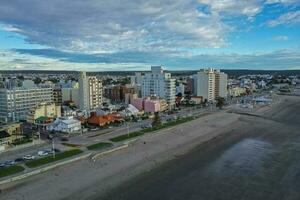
[0,0,300,71]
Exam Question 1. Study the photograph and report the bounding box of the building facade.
[193,68,228,102]
[0,86,53,123]
[141,66,176,108]
[88,76,103,110]
[78,71,103,110]
[78,71,90,110]
[27,103,61,124]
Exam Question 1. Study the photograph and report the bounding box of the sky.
[0,0,300,71]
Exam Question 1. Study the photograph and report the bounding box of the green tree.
[216,97,225,109]
[152,112,162,127]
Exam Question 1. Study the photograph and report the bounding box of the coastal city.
[1,0,300,200]
[0,66,299,180]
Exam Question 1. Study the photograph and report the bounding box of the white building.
[0,84,53,123]
[141,66,176,108]
[176,83,185,96]
[193,68,228,102]
[62,87,79,106]
[78,71,90,110]
[46,117,81,133]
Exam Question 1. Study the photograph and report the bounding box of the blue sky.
[0,0,300,71]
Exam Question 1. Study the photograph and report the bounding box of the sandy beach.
[0,94,297,200]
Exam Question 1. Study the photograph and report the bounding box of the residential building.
[176,83,185,96]
[61,85,79,107]
[46,117,81,133]
[0,123,23,151]
[215,70,228,98]
[53,87,62,105]
[104,85,138,103]
[88,76,103,110]
[78,71,90,110]
[141,66,176,108]
[78,71,103,110]
[0,85,53,123]
[27,103,61,123]
[193,68,228,102]
[131,97,167,113]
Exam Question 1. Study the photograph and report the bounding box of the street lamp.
[52,137,56,159]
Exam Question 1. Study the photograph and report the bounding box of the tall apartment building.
[78,71,90,110]
[0,85,53,123]
[53,87,62,105]
[193,68,228,102]
[141,66,176,108]
[214,70,228,98]
[78,71,103,110]
[88,76,103,110]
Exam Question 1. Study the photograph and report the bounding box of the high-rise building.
[53,87,62,106]
[78,71,103,110]
[88,76,103,110]
[214,70,228,98]
[193,68,227,102]
[78,71,90,110]
[0,84,53,123]
[141,66,176,108]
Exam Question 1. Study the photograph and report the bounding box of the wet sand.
[1,95,298,200]
[99,95,300,200]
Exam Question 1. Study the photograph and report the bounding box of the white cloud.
[198,0,264,17]
[267,10,300,26]
[273,35,289,40]
[0,0,232,53]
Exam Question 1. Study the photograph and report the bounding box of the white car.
[38,150,49,156]
[23,155,35,160]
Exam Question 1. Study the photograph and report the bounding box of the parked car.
[4,160,15,166]
[23,155,35,160]
[0,163,5,168]
[15,158,25,163]
[38,150,49,156]
[61,137,69,142]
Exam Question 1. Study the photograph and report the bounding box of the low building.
[46,117,81,133]
[87,112,124,127]
[190,96,203,104]
[0,123,23,151]
[131,97,167,113]
[228,87,246,97]
[27,103,61,124]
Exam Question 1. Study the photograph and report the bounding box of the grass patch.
[110,116,197,142]
[0,165,25,178]
[61,143,82,148]
[87,142,113,151]
[25,149,83,168]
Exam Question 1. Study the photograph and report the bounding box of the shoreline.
[0,96,288,200]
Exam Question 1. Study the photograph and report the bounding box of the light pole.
[127,122,130,137]
[52,138,56,159]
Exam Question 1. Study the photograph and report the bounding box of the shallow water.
[99,98,300,200]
